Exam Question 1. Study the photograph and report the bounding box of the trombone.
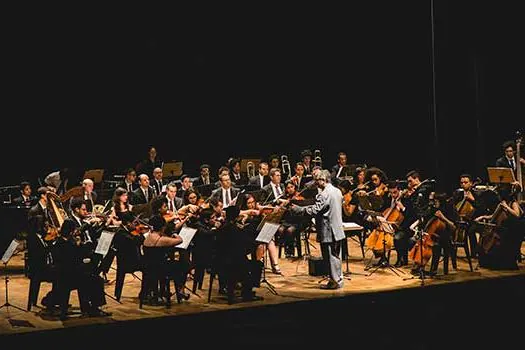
[312,149,322,168]
[246,161,256,179]
[281,155,291,180]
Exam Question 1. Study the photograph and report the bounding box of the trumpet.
[246,161,256,178]
[312,149,322,168]
[281,155,291,180]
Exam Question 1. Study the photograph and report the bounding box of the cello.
[408,200,447,268]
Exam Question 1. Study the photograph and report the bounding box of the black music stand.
[0,240,26,313]
[255,219,281,295]
[487,167,516,185]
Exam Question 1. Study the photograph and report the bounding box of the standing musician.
[27,187,59,309]
[290,170,345,290]
[248,162,270,189]
[496,140,525,178]
[56,198,110,319]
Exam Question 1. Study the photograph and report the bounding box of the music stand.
[0,240,26,313]
[487,167,516,184]
[83,169,104,184]
[163,161,183,179]
[255,219,282,295]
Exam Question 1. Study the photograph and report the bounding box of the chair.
[450,222,474,272]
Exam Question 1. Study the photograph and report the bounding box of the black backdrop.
[2,2,523,191]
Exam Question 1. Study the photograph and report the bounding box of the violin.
[44,225,60,241]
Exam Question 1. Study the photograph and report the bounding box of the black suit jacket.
[496,156,523,178]
[28,203,47,237]
[13,195,37,207]
[151,179,164,197]
[261,183,285,204]
[193,176,215,187]
[119,181,140,193]
[248,175,271,189]
[230,172,248,186]
[132,186,155,205]
[210,187,241,205]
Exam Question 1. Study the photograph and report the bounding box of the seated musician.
[176,174,192,199]
[300,149,313,175]
[330,151,348,185]
[151,167,165,197]
[452,174,482,257]
[193,163,214,187]
[216,205,263,304]
[13,181,37,207]
[27,186,59,309]
[210,173,241,208]
[229,158,248,186]
[475,183,523,270]
[277,181,310,258]
[57,198,110,319]
[214,166,231,189]
[71,178,98,213]
[165,182,184,212]
[248,162,270,189]
[132,174,155,205]
[365,167,389,211]
[119,168,139,194]
[142,197,189,304]
[291,162,310,191]
[426,193,457,276]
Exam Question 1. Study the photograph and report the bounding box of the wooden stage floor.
[1,235,524,346]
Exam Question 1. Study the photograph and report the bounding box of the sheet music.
[175,226,197,249]
[95,231,115,257]
[2,239,20,264]
[255,222,280,243]
[376,216,395,234]
[342,222,363,231]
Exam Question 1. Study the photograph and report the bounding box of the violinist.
[351,167,368,195]
[165,183,184,213]
[193,164,214,187]
[277,181,309,258]
[176,174,192,199]
[55,198,110,319]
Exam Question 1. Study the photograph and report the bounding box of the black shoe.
[88,308,112,317]
[218,287,228,295]
[241,291,264,302]
[176,291,190,301]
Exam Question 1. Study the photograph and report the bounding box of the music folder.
[175,226,197,249]
[255,222,280,244]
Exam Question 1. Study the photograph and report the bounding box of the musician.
[248,162,270,189]
[12,181,37,207]
[56,197,109,319]
[27,187,59,309]
[71,178,98,213]
[475,184,523,270]
[136,146,163,178]
[278,181,310,258]
[496,140,525,177]
[193,164,214,187]
[215,205,263,303]
[406,170,433,219]
[165,183,184,212]
[214,166,231,188]
[210,173,241,208]
[176,174,192,199]
[132,174,155,205]
[331,151,348,184]
[366,167,389,211]
[300,149,313,175]
[119,168,139,194]
[142,198,189,303]
[427,193,457,276]
[269,154,280,172]
[452,174,482,256]
[262,168,285,204]
[151,167,164,197]
[291,170,345,289]
[291,162,309,191]
[229,158,248,186]
[352,167,367,193]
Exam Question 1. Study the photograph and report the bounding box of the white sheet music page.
[2,240,20,264]
[95,231,115,257]
[175,226,197,249]
[255,222,280,243]
[342,222,363,231]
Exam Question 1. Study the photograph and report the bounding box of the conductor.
[290,169,345,289]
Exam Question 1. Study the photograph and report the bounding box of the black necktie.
[169,200,174,212]
[128,183,132,192]
[225,190,230,206]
